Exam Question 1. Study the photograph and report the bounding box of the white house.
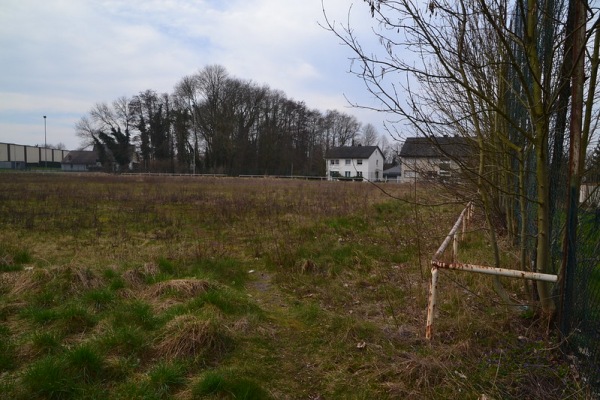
[324,145,385,181]
[399,136,472,183]
[580,182,600,206]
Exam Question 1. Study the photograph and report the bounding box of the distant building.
[580,182,600,206]
[324,145,385,181]
[0,142,69,169]
[61,150,101,172]
[399,136,472,183]
[383,165,402,182]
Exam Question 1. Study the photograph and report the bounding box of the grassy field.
[0,173,586,399]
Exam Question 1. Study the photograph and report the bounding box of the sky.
[0,0,399,151]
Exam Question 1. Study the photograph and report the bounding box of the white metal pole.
[426,266,439,340]
[453,232,458,262]
[431,260,558,282]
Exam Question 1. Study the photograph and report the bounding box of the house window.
[345,159,351,165]
[330,160,334,165]
[345,171,351,177]
[376,159,379,165]
[357,171,363,177]
[357,159,363,165]
[330,159,339,165]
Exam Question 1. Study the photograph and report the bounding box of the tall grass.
[0,173,585,399]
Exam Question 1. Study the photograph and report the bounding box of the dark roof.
[399,136,472,158]
[383,165,401,177]
[62,150,99,165]
[324,146,382,159]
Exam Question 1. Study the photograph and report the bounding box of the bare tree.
[76,97,134,171]
[360,123,379,146]
[323,0,600,316]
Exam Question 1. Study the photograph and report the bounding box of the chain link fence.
[560,190,600,394]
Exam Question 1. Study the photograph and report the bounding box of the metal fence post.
[426,266,439,340]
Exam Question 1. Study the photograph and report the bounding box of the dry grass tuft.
[154,313,230,361]
[122,262,160,287]
[296,259,320,275]
[395,353,446,392]
[66,266,104,293]
[7,268,52,295]
[116,288,139,300]
[146,279,212,299]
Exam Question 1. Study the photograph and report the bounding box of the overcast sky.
[0,0,402,150]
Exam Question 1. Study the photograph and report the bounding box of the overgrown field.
[0,173,585,399]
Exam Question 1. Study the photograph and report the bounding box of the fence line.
[425,202,558,340]
[121,172,228,177]
[239,174,327,180]
[121,173,328,180]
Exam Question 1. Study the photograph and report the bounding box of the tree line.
[76,65,392,175]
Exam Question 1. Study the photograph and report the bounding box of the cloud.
[0,0,395,150]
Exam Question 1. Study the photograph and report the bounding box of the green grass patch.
[189,258,248,289]
[83,288,116,311]
[192,370,272,400]
[99,326,148,357]
[0,243,32,272]
[196,286,262,316]
[112,300,160,331]
[22,344,109,399]
[0,328,16,372]
[29,331,63,355]
[148,360,187,397]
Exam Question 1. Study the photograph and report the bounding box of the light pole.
[43,116,47,168]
